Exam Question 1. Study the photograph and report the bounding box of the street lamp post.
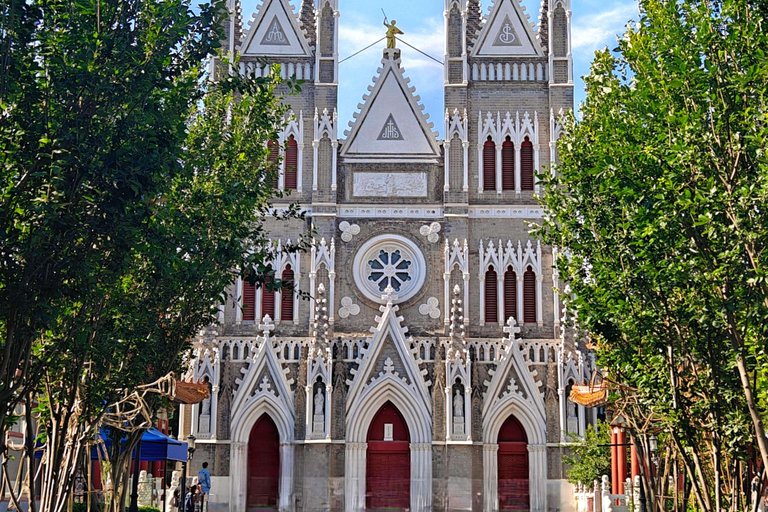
[180,435,196,511]
[128,438,143,512]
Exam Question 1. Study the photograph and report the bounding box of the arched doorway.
[366,401,410,510]
[247,414,280,510]
[498,414,529,511]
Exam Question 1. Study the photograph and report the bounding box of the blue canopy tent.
[91,427,188,462]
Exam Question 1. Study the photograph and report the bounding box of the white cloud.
[571,2,638,52]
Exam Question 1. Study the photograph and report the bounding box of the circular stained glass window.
[353,235,426,304]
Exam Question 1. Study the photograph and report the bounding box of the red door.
[248,414,280,510]
[498,415,529,511]
[366,401,410,510]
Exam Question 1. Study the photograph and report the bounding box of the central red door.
[366,401,410,510]
[498,415,530,512]
[248,414,280,510]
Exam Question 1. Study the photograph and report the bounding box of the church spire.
[538,0,549,55]
[465,0,483,52]
[300,0,316,48]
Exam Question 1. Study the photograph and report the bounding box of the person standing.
[198,462,211,512]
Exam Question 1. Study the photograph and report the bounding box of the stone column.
[410,443,433,512]
[528,444,548,512]
[229,442,247,512]
[482,444,499,512]
[345,442,367,512]
[278,443,294,512]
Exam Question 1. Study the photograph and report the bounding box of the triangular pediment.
[239,0,311,57]
[346,302,431,414]
[483,321,545,420]
[471,0,543,57]
[341,50,440,160]
[231,336,295,417]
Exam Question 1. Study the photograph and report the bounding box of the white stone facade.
[178,0,594,510]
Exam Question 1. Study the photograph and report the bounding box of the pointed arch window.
[523,266,536,323]
[280,265,294,321]
[485,266,498,323]
[504,267,517,324]
[483,137,496,191]
[284,136,298,190]
[521,137,534,191]
[502,137,515,190]
[262,266,275,320]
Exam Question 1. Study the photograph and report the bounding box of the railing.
[471,61,547,82]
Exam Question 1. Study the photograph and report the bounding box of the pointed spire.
[300,0,316,47]
[448,285,468,363]
[232,0,244,47]
[538,0,549,55]
[311,283,330,359]
[466,0,483,52]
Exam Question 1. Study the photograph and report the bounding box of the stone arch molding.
[229,330,295,512]
[345,377,433,512]
[481,320,548,512]
[344,299,433,511]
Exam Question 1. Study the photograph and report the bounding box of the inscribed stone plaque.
[353,172,428,197]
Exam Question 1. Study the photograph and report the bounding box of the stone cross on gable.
[381,285,399,305]
[503,316,521,338]
[258,375,272,394]
[260,315,275,336]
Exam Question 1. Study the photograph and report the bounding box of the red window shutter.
[483,138,496,190]
[504,268,517,324]
[267,140,279,188]
[242,278,256,322]
[485,267,498,323]
[523,267,536,323]
[280,265,294,321]
[284,136,298,190]
[502,139,514,190]
[521,138,534,191]
[262,272,275,320]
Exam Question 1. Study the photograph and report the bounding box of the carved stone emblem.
[493,15,522,47]
[377,114,404,140]
[260,16,290,46]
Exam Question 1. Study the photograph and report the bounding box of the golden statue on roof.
[383,16,404,49]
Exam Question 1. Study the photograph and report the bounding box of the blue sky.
[241,0,639,137]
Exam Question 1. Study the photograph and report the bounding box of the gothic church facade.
[180,0,596,510]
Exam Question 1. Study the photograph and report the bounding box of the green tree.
[564,421,611,486]
[537,0,768,510]
[0,0,303,510]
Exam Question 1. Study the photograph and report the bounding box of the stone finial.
[381,285,399,305]
[503,316,521,339]
[259,315,275,335]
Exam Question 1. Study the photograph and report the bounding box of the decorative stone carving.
[419,222,441,243]
[137,470,152,507]
[353,235,426,304]
[352,172,428,197]
[339,221,360,243]
[338,297,360,318]
[418,297,440,319]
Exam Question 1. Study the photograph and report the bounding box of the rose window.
[367,249,412,292]
[353,235,426,304]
